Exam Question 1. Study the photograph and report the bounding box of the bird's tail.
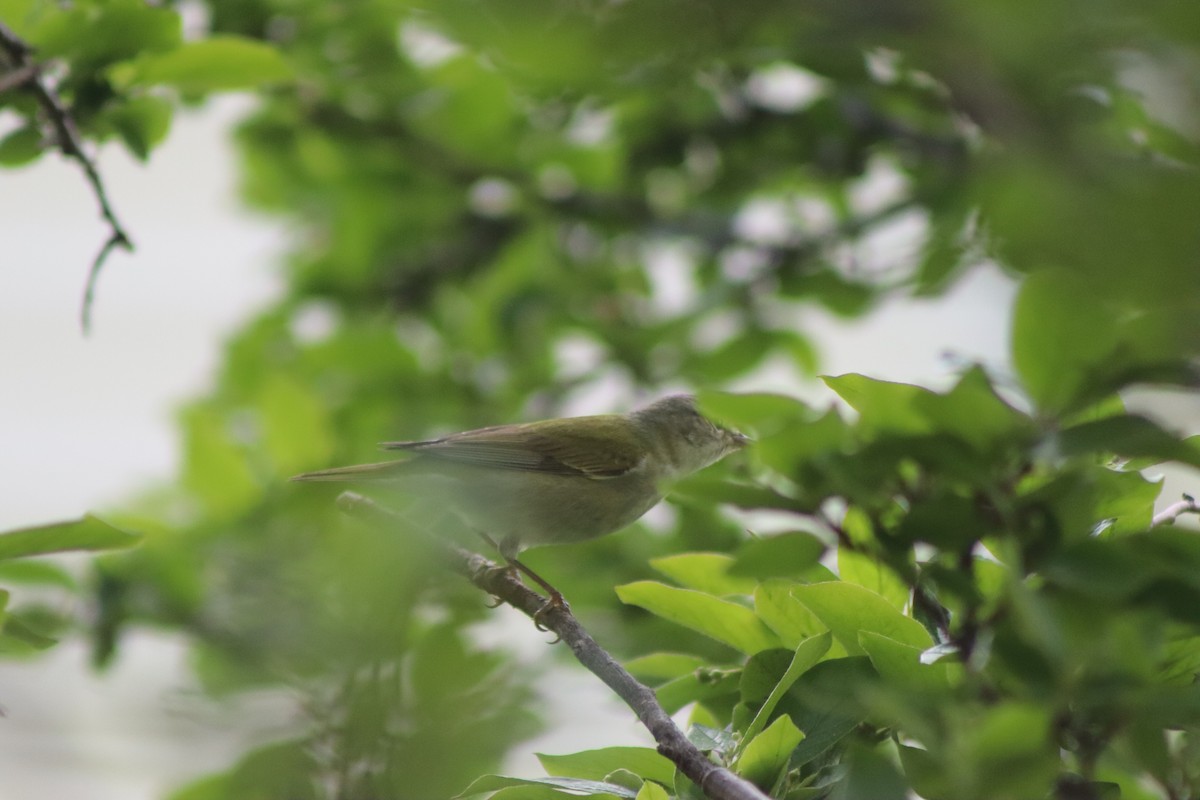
[290,459,414,483]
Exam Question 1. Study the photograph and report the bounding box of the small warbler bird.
[292,395,749,616]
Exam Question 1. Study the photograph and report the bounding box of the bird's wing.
[290,460,414,482]
[381,418,643,479]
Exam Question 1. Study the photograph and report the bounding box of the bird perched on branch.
[292,394,749,620]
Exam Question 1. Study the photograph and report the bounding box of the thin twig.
[0,21,134,334]
[0,61,36,93]
[1152,495,1199,527]
[336,491,774,800]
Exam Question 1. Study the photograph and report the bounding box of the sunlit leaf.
[617,581,782,654]
[792,582,932,655]
[735,714,803,789]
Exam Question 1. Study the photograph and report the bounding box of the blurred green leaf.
[859,632,951,695]
[730,532,826,580]
[0,515,140,561]
[822,374,931,435]
[0,126,43,166]
[31,0,180,68]
[1057,414,1200,469]
[1011,270,1118,413]
[0,613,58,651]
[0,560,78,589]
[114,36,293,92]
[258,372,336,475]
[829,742,908,800]
[538,748,674,785]
[103,94,173,161]
[180,404,260,519]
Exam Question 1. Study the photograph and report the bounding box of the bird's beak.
[730,431,752,448]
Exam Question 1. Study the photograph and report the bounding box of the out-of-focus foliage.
[0,515,139,653]
[4,0,1200,797]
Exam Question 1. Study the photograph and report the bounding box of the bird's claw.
[533,592,569,641]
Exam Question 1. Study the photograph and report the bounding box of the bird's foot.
[480,563,521,607]
[533,590,569,641]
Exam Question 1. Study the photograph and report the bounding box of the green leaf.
[650,553,757,595]
[1011,270,1118,413]
[858,632,951,695]
[656,668,741,714]
[783,657,875,766]
[537,748,675,785]
[0,125,44,166]
[617,581,782,654]
[457,775,636,798]
[837,550,908,610]
[635,782,670,800]
[791,582,931,655]
[104,95,173,161]
[0,515,141,561]
[1057,414,1200,469]
[215,739,318,800]
[623,652,707,681]
[0,560,78,589]
[962,703,1058,796]
[32,1,181,67]
[0,613,57,650]
[754,580,827,648]
[167,772,230,800]
[911,366,1032,450]
[735,714,804,789]
[688,724,736,754]
[822,374,931,435]
[829,743,909,800]
[180,404,261,519]
[741,633,832,747]
[116,36,294,93]
[730,532,826,580]
[258,372,336,475]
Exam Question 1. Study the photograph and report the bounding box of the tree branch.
[1152,494,1199,527]
[0,21,134,334]
[335,491,774,800]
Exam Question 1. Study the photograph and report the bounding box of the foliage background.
[2,1,1200,799]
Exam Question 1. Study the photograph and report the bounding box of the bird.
[292,394,749,620]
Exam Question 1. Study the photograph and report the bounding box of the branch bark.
[335,491,774,800]
[1153,495,1199,527]
[0,21,134,334]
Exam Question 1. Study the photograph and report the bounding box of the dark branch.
[0,21,134,334]
[336,491,774,800]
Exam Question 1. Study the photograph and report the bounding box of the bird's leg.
[474,531,568,632]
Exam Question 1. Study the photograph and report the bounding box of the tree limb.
[335,491,774,800]
[1153,494,1199,527]
[0,21,134,334]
